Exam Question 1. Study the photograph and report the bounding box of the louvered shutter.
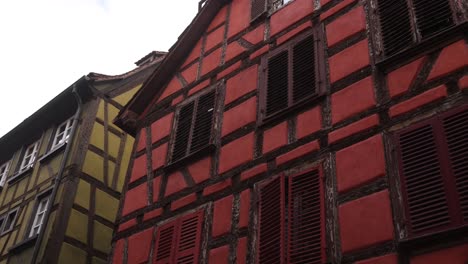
[172,102,195,162]
[376,0,414,56]
[174,211,204,264]
[288,169,324,264]
[397,122,452,235]
[154,222,177,264]
[442,109,468,223]
[266,50,289,117]
[258,176,285,264]
[251,0,268,22]
[190,90,215,153]
[413,0,454,39]
[292,35,316,104]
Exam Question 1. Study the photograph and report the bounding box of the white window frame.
[271,0,293,11]
[29,196,50,238]
[51,118,73,149]
[2,209,18,234]
[0,161,10,187]
[19,141,39,172]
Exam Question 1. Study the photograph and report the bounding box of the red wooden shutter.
[258,176,285,264]
[266,50,289,117]
[174,211,204,264]
[154,222,177,264]
[397,121,452,235]
[251,0,268,22]
[190,90,216,153]
[442,109,468,223]
[292,35,316,104]
[376,0,413,56]
[288,168,324,264]
[172,102,195,162]
[412,0,454,39]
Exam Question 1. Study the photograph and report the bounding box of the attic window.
[51,117,73,150]
[375,0,455,58]
[168,87,219,166]
[259,29,325,125]
[251,0,294,22]
[395,106,468,237]
[0,161,10,187]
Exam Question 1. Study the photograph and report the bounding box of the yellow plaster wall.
[89,122,105,151]
[65,209,88,244]
[112,84,141,105]
[108,132,120,159]
[57,242,87,264]
[82,151,104,182]
[93,221,113,253]
[74,180,90,209]
[95,189,118,222]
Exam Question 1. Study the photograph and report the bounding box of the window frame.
[256,166,325,263]
[18,141,40,173]
[51,117,74,150]
[165,84,221,169]
[1,208,19,235]
[251,0,295,22]
[0,161,10,188]
[394,105,468,239]
[258,28,326,126]
[28,194,50,238]
[369,0,465,67]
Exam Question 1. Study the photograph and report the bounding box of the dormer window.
[19,141,39,172]
[0,161,10,187]
[51,118,73,149]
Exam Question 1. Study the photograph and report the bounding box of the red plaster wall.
[212,195,233,237]
[410,243,468,264]
[336,134,386,193]
[114,0,467,263]
[339,190,394,253]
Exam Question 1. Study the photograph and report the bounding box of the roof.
[88,51,166,83]
[115,0,232,134]
[0,77,92,163]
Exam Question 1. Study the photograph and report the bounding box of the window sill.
[8,235,37,255]
[377,22,468,73]
[259,94,324,128]
[39,143,67,164]
[399,225,468,255]
[164,144,216,173]
[7,167,33,185]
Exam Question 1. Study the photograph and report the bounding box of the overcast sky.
[0,0,199,137]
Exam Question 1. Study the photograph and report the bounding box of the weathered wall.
[113,0,468,263]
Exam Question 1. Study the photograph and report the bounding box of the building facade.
[112,0,468,263]
[0,52,163,264]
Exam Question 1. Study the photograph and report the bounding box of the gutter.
[30,78,85,264]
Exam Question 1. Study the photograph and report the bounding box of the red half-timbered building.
[112,0,468,263]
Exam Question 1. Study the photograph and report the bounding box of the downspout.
[30,81,84,264]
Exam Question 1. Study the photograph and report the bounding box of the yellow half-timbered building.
[0,51,164,264]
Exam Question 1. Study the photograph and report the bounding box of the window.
[168,88,218,165]
[51,118,73,149]
[257,167,325,264]
[0,208,19,235]
[395,106,468,238]
[2,209,18,234]
[19,141,39,172]
[0,161,10,187]
[29,195,50,238]
[375,0,455,57]
[153,211,204,264]
[259,29,325,124]
[251,0,294,21]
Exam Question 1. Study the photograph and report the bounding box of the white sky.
[0,0,199,137]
